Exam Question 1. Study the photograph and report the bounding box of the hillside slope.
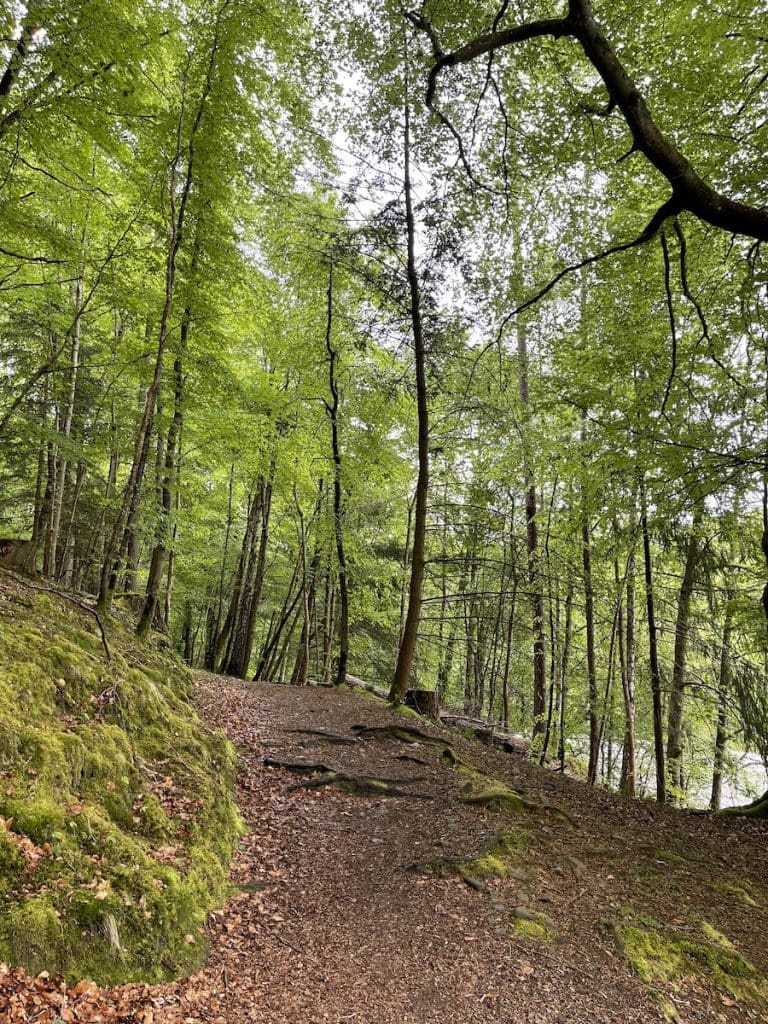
[0,575,242,985]
[4,670,767,1023]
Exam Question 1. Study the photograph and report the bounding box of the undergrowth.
[0,577,243,985]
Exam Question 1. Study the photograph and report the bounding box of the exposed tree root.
[263,758,336,774]
[719,792,768,818]
[412,831,525,885]
[288,728,360,746]
[351,724,443,745]
[460,786,541,815]
[440,746,575,825]
[289,772,430,799]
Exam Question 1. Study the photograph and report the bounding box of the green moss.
[4,896,63,975]
[461,782,539,815]
[393,704,422,720]
[714,881,759,907]
[612,909,768,1007]
[641,846,691,866]
[0,829,24,897]
[138,794,176,843]
[420,831,524,882]
[448,756,567,823]
[0,581,243,985]
[4,797,67,842]
[513,915,556,942]
[647,988,679,1022]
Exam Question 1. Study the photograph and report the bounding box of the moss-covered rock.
[512,907,557,942]
[0,578,243,985]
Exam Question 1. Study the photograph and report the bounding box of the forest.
[3,2,768,1020]
[2,0,768,817]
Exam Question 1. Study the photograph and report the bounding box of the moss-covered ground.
[0,577,243,985]
[612,908,768,1010]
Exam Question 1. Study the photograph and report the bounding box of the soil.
[3,672,768,1024]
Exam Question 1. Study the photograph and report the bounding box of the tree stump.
[404,689,440,719]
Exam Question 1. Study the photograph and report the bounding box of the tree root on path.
[263,757,336,774]
[719,791,768,818]
[289,772,431,799]
[412,831,527,886]
[287,728,360,746]
[440,747,576,826]
[351,724,444,744]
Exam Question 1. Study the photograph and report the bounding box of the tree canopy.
[1,0,768,811]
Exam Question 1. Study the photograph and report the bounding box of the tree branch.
[414,0,768,242]
[496,196,681,336]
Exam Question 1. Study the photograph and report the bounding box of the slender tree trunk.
[581,418,600,785]
[221,471,273,679]
[97,27,222,611]
[541,476,560,763]
[516,318,546,737]
[205,462,235,669]
[666,504,702,800]
[617,526,637,797]
[398,497,414,647]
[640,479,666,804]
[49,273,84,577]
[254,559,301,681]
[501,506,518,732]
[324,262,349,687]
[237,476,272,677]
[390,89,429,702]
[291,488,310,687]
[710,604,732,811]
[558,580,574,772]
[321,562,337,683]
[137,332,186,638]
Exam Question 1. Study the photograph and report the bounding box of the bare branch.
[496,196,681,335]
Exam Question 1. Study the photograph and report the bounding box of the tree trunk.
[97,28,222,612]
[666,504,703,800]
[558,580,573,772]
[137,339,185,638]
[640,479,666,804]
[581,417,600,785]
[516,318,546,737]
[324,262,350,687]
[710,601,733,811]
[390,89,429,702]
[617,527,637,798]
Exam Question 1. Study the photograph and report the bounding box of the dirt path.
[4,673,768,1023]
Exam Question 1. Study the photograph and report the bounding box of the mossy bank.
[0,576,243,985]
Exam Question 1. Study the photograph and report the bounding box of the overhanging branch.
[413,0,768,242]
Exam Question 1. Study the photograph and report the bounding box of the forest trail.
[172,675,768,1024]
[4,673,768,1024]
